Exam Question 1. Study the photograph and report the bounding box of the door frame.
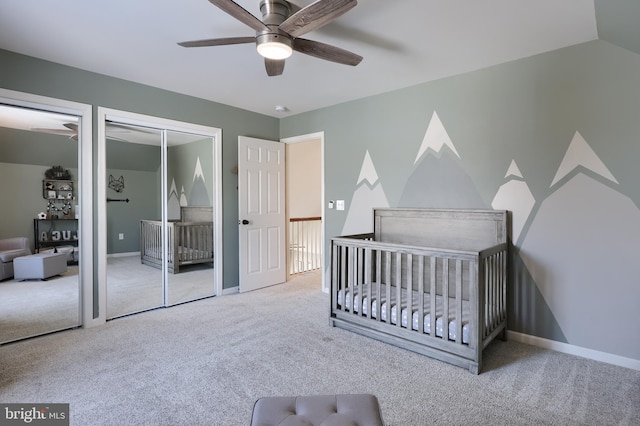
[0,88,93,326]
[96,107,222,324]
[281,131,326,292]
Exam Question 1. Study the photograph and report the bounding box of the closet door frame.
[0,88,93,327]
[96,107,222,325]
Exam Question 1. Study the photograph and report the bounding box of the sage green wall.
[0,48,279,290]
[281,40,640,362]
[106,167,159,254]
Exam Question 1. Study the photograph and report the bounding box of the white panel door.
[238,136,286,292]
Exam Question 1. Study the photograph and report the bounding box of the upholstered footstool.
[251,394,384,426]
[14,253,67,281]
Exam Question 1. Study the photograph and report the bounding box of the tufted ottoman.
[14,252,67,281]
[250,394,384,426]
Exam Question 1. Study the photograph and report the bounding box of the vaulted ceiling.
[0,1,638,118]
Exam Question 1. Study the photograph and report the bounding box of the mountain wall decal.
[342,150,389,235]
[357,150,378,186]
[520,173,640,359]
[491,160,534,244]
[551,131,618,187]
[414,111,460,164]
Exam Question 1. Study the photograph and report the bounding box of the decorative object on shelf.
[107,175,124,192]
[108,175,125,193]
[46,200,74,219]
[37,212,47,220]
[47,190,57,199]
[33,218,78,259]
[45,166,72,180]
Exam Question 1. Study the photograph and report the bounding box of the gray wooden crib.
[140,206,214,273]
[330,208,509,374]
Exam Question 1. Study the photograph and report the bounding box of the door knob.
[240,219,249,225]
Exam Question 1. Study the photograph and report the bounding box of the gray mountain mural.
[399,149,485,208]
[399,111,484,208]
[187,157,210,207]
[168,179,181,220]
[519,132,640,360]
[342,150,389,235]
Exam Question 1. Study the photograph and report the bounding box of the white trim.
[107,251,140,258]
[97,107,223,325]
[280,132,326,292]
[222,286,239,296]
[0,88,94,329]
[508,331,640,371]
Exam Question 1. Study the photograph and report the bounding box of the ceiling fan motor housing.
[257,0,292,45]
[257,0,293,57]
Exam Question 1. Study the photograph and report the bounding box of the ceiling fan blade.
[265,58,285,76]
[178,36,255,48]
[280,0,357,37]
[63,122,78,131]
[208,0,269,32]
[293,38,362,66]
[31,128,76,136]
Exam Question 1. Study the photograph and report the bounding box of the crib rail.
[171,221,214,273]
[330,234,508,371]
[140,220,214,273]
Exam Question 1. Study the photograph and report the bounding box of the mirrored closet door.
[0,104,82,343]
[165,130,215,306]
[105,123,164,319]
[104,117,217,320]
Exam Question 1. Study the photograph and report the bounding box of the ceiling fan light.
[257,41,292,60]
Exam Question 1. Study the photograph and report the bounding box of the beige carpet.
[0,266,79,343]
[0,270,638,425]
[0,255,215,343]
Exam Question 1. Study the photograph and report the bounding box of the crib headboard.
[180,206,213,222]
[373,208,508,251]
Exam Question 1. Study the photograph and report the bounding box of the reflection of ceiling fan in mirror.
[178,0,362,76]
[31,122,81,141]
[31,122,147,142]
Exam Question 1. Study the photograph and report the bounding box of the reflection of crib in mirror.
[140,207,213,273]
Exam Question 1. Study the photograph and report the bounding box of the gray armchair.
[0,237,31,281]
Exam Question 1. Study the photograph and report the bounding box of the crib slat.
[442,258,449,341]
[385,251,391,324]
[430,256,436,338]
[365,247,372,319]
[417,255,424,334]
[341,244,347,313]
[455,259,462,344]
[395,252,402,328]
[407,253,413,330]
[375,249,382,323]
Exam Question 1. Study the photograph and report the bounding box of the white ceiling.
[0,1,599,118]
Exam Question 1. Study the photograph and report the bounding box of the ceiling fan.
[178,0,363,76]
[31,122,138,142]
[31,122,81,141]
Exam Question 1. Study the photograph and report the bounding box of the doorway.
[0,89,93,343]
[281,132,325,290]
[97,108,222,322]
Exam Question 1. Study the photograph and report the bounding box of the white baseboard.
[507,331,640,371]
[222,286,239,295]
[107,251,140,258]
